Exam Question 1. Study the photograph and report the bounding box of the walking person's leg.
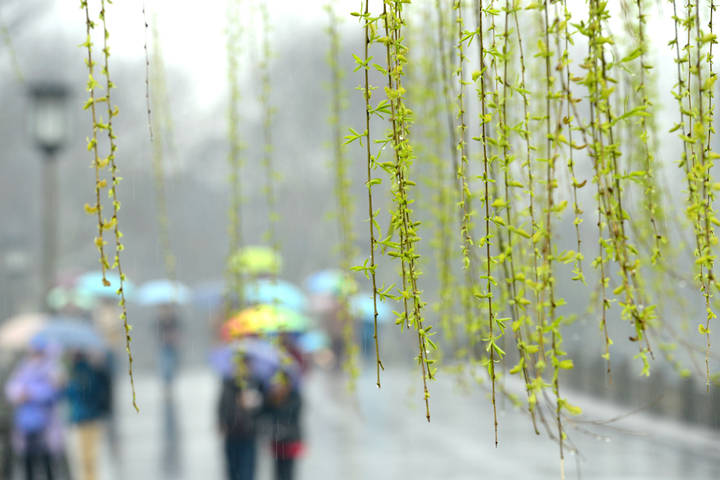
[274,458,294,480]
[239,439,256,480]
[224,436,240,480]
[41,449,54,480]
[81,422,102,480]
[23,433,40,480]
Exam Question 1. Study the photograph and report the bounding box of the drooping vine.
[225,0,245,310]
[80,0,136,411]
[149,18,177,286]
[258,2,279,258]
[380,0,435,420]
[349,0,384,386]
[0,9,23,82]
[326,2,360,384]
[142,0,152,141]
[455,0,479,360]
[474,0,502,445]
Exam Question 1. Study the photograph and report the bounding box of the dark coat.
[65,356,110,424]
[218,377,264,439]
[265,389,302,445]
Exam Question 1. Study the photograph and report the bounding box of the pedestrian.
[265,369,303,480]
[64,351,109,480]
[0,350,21,479]
[156,304,182,388]
[218,353,264,480]
[5,340,63,480]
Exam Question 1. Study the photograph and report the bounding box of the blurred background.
[0,0,719,479]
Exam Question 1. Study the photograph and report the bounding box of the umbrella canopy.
[209,338,301,389]
[76,271,135,300]
[244,279,307,311]
[349,293,392,324]
[47,286,96,312]
[0,313,48,350]
[222,305,311,340]
[297,330,330,353]
[304,269,356,297]
[229,245,282,276]
[136,279,191,306]
[31,318,106,352]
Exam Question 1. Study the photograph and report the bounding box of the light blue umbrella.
[32,317,106,352]
[47,286,97,311]
[304,269,356,296]
[244,279,307,311]
[137,279,191,306]
[298,330,330,353]
[349,293,392,324]
[76,271,135,300]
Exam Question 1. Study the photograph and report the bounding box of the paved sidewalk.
[110,365,720,480]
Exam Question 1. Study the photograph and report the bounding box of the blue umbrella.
[297,330,330,353]
[208,338,300,388]
[137,279,191,306]
[350,293,392,324]
[31,318,106,351]
[76,271,135,300]
[243,279,307,311]
[304,269,355,296]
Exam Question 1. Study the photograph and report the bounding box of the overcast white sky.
[43,0,357,103]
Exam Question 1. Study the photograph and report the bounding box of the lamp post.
[28,82,69,311]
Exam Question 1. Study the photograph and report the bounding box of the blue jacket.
[65,357,110,424]
[5,357,60,434]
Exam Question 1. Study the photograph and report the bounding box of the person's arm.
[4,366,26,404]
[217,379,234,434]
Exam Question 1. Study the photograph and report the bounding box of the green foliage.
[66,0,720,463]
[326,3,360,387]
[149,17,177,284]
[79,0,136,411]
[225,0,246,310]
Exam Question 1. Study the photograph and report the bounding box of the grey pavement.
[109,364,720,480]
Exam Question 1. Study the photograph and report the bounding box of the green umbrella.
[229,245,282,276]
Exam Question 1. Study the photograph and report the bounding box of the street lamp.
[28,82,70,311]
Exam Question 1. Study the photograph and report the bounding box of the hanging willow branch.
[381,0,435,421]
[149,18,177,285]
[80,0,136,411]
[326,2,360,384]
[258,2,279,258]
[455,0,478,357]
[225,0,245,310]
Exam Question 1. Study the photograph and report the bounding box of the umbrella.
[244,279,307,311]
[76,271,135,300]
[136,279,191,306]
[304,269,356,296]
[0,313,48,350]
[297,330,330,353]
[349,293,392,324]
[47,286,96,312]
[209,338,300,387]
[229,245,282,276]
[31,318,106,352]
[222,305,311,339]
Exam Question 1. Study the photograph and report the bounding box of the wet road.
[110,364,720,480]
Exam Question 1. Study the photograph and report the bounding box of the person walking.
[156,304,182,389]
[265,370,303,480]
[5,341,63,480]
[64,351,110,480]
[217,354,264,480]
